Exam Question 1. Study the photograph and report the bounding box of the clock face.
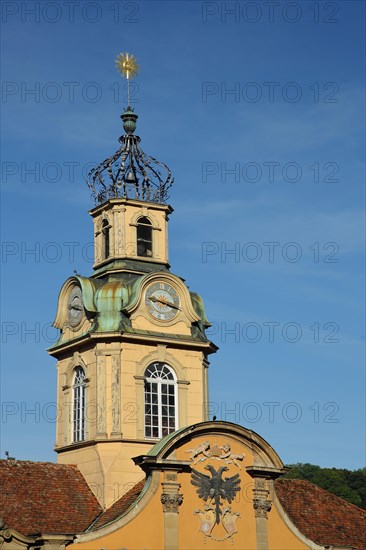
[145,282,180,321]
[67,287,83,327]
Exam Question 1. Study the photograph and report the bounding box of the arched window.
[136,217,152,257]
[102,219,110,259]
[144,362,177,438]
[72,366,86,442]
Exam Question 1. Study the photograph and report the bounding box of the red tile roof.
[90,479,145,531]
[0,460,102,536]
[275,478,366,550]
[2,458,365,549]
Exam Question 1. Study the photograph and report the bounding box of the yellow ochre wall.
[52,197,214,509]
[70,474,165,550]
[69,431,312,550]
[56,340,209,508]
[90,198,171,269]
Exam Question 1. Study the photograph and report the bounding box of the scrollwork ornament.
[0,529,12,542]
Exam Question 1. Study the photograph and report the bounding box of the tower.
[49,54,217,508]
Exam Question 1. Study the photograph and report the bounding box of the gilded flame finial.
[115,52,139,107]
[87,52,173,206]
[115,52,139,79]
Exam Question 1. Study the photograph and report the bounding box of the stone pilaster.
[160,471,183,550]
[253,479,272,518]
[202,356,210,421]
[113,205,126,256]
[253,479,272,549]
[96,352,106,437]
[111,354,121,436]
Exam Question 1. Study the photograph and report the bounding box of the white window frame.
[72,366,86,443]
[144,362,178,439]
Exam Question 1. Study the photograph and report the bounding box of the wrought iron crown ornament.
[87,53,174,206]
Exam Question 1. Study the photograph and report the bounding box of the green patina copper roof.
[51,270,213,350]
[76,276,104,311]
[92,258,169,278]
[88,272,210,337]
[94,281,129,332]
[146,426,190,457]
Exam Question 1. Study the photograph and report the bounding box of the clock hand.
[148,296,181,310]
[163,301,181,311]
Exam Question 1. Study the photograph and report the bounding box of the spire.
[87,53,174,206]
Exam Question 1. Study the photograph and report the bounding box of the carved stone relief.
[190,457,242,543]
[160,493,183,513]
[186,441,245,469]
[253,479,272,519]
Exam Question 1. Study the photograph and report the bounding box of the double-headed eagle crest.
[191,464,240,525]
[191,464,240,541]
[191,464,240,524]
[188,442,243,540]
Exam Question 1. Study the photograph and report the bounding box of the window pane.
[144,362,177,439]
[72,367,86,443]
[137,217,152,257]
[101,219,110,259]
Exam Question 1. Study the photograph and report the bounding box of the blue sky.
[1,1,365,469]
